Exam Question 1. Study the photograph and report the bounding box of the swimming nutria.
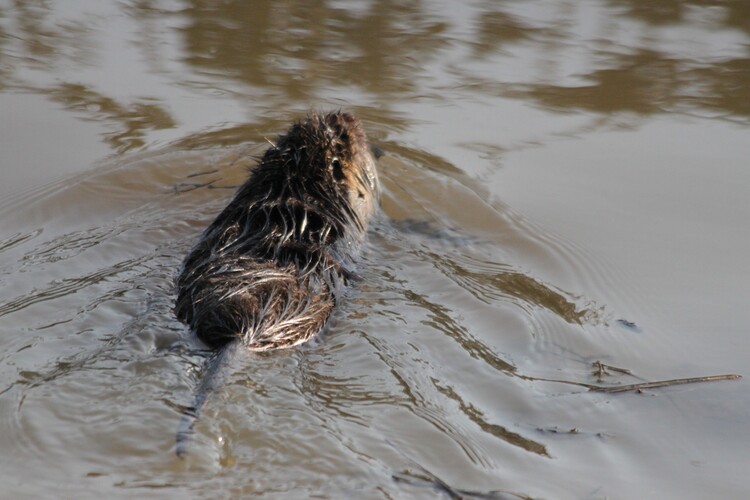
[173,111,379,457]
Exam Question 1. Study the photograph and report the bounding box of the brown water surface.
[1,1,748,498]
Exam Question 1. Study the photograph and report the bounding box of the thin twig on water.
[587,374,741,393]
[523,373,741,393]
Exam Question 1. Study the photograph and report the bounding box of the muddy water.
[1,1,749,498]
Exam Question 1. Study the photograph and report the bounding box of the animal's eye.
[331,157,345,180]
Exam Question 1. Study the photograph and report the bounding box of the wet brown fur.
[175,111,379,351]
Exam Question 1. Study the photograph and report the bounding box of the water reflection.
[611,0,750,33]
[522,49,678,114]
[49,83,175,152]
[176,0,448,96]
[508,50,750,120]
[434,381,548,457]
[404,288,517,375]
[425,251,590,325]
[0,0,748,156]
[470,8,544,56]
